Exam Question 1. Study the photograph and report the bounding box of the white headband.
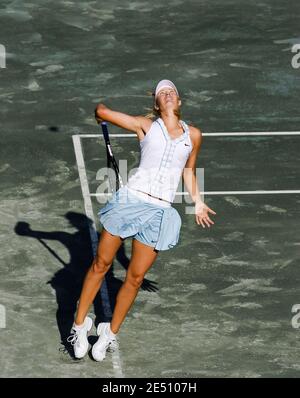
[154,79,179,104]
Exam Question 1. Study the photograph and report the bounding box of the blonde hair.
[144,90,181,120]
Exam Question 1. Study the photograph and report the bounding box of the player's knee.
[92,256,111,275]
[126,273,144,290]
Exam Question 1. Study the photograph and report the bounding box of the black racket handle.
[101,121,114,158]
[100,121,124,189]
[101,121,110,143]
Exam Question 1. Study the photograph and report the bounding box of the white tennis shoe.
[67,316,93,359]
[92,322,118,362]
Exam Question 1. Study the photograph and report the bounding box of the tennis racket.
[100,121,124,194]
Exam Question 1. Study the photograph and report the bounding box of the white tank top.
[126,117,193,204]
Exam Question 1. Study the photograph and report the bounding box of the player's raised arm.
[95,103,145,135]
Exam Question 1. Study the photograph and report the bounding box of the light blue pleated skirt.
[97,185,182,251]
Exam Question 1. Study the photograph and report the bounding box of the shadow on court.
[14,211,158,359]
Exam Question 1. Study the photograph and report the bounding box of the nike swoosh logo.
[184,143,190,146]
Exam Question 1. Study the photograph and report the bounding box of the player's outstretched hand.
[195,202,216,228]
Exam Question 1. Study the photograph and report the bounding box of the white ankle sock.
[74,319,86,330]
[109,325,117,337]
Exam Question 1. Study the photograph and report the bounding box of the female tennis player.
[67,79,216,361]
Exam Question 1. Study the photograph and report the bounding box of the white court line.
[76,131,300,138]
[83,131,300,197]
[72,135,124,378]
[196,190,300,195]
[91,190,300,196]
